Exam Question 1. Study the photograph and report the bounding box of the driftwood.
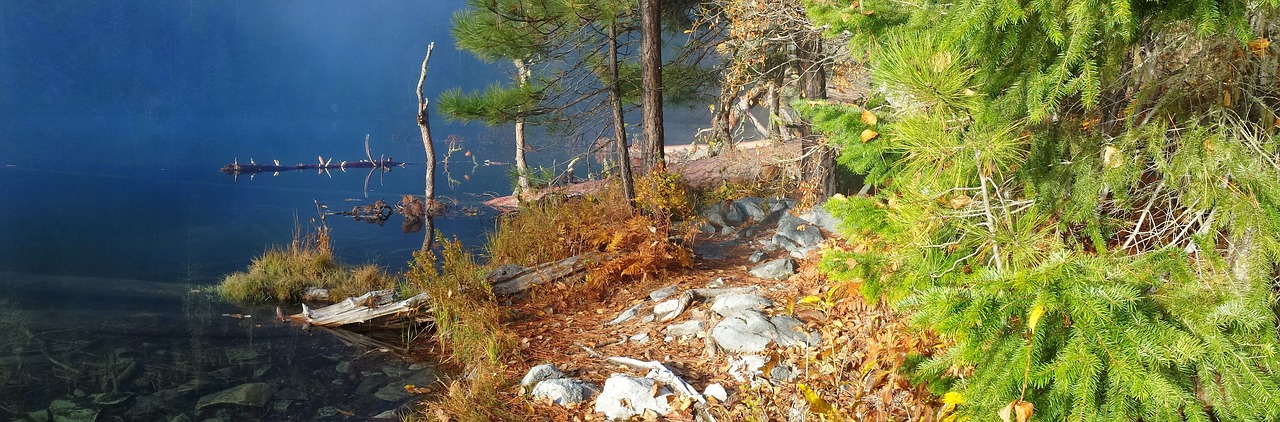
[605,356,718,422]
[219,157,407,175]
[488,252,608,295]
[291,289,432,329]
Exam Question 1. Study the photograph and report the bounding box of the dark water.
[0,1,513,420]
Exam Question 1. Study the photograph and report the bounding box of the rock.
[91,391,133,406]
[706,277,727,288]
[273,388,306,401]
[48,398,98,422]
[28,409,50,422]
[372,409,399,419]
[770,363,797,383]
[712,311,776,353]
[335,361,352,374]
[630,332,650,344]
[732,197,769,222]
[168,415,193,422]
[703,383,728,402]
[271,399,291,413]
[649,285,679,301]
[799,205,842,234]
[195,383,277,410]
[773,214,824,256]
[593,374,673,420]
[373,383,411,402]
[748,250,766,263]
[224,347,260,364]
[531,378,600,406]
[316,406,339,418]
[355,374,389,396]
[723,201,747,226]
[381,364,410,379]
[693,242,727,260]
[665,320,705,338]
[749,258,796,280]
[771,315,821,348]
[727,355,768,383]
[520,364,567,389]
[701,204,731,231]
[711,293,773,317]
[652,299,681,317]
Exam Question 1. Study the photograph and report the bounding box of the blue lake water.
[0,1,712,419]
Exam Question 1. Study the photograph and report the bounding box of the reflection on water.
[0,272,437,421]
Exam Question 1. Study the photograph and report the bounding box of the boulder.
[195,383,277,410]
[593,374,673,420]
[710,294,773,317]
[531,378,600,406]
[520,364,567,389]
[711,311,776,353]
[648,285,679,301]
[732,197,769,222]
[799,204,842,234]
[773,214,824,256]
[749,258,796,280]
[771,315,822,348]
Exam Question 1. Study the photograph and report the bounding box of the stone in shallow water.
[48,398,99,422]
[195,382,277,410]
[92,391,133,406]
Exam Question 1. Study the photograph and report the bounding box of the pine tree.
[802,0,1280,419]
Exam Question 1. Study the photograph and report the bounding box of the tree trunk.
[609,20,636,206]
[640,0,665,173]
[795,35,834,197]
[513,58,531,196]
[416,42,437,252]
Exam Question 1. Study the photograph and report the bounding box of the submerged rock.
[48,398,99,422]
[91,391,133,406]
[195,382,277,410]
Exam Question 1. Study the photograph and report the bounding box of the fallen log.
[482,140,800,212]
[291,289,433,328]
[489,252,609,295]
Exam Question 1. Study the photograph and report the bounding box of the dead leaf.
[861,109,878,126]
[860,129,879,143]
[1223,90,1233,107]
[1250,37,1270,57]
[999,400,1034,422]
[948,194,973,209]
[798,383,838,417]
[1028,305,1045,334]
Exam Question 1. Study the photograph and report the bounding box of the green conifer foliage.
[803,0,1280,419]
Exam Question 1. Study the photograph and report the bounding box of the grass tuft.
[219,226,396,303]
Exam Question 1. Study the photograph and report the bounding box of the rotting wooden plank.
[291,290,432,327]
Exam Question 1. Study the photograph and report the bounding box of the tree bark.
[796,35,834,197]
[609,20,636,206]
[416,42,437,252]
[640,0,665,173]
[513,58,531,196]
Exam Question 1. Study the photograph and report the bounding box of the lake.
[0,1,528,420]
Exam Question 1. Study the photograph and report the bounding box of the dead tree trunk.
[417,42,437,252]
[513,58,532,196]
[796,35,834,197]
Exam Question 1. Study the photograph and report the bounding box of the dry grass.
[219,226,395,303]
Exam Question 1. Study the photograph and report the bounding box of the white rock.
[594,374,673,420]
[652,299,681,316]
[665,320,705,339]
[727,355,768,384]
[710,293,773,317]
[520,364,566,389]
[703,383,728,402]
[531,378,599,406]
[649,285,679,301]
